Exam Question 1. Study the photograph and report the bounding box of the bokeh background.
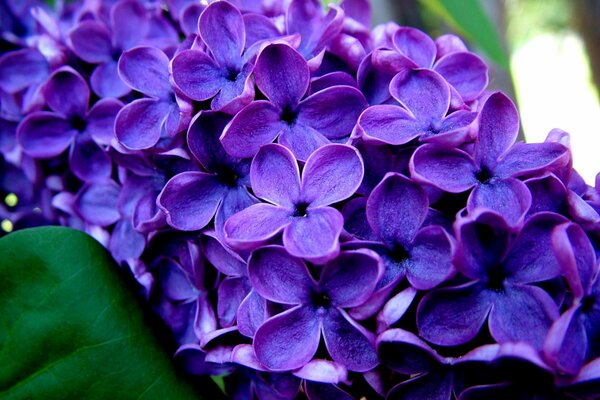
[369,0,600,184]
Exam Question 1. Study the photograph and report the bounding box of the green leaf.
[0,227,201,399]
[420,0,509,69]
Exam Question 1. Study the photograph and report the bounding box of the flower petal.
[220,100,285,158]
[87,98,122,145]
[237,289,267,338]
[410,144,478,193]
[111,0,149,50]
[467,177,531,227]
[43,67,89,117]
[297,86,367,140]
[250,143,301,207]
[254,305,321,370]
[320,249,381,308]
[494,142,570,179]
[475,92,519,170]
[544,306,587,374]
[417,282,492,346]
[217,276,251,327]
[187,111,236,171]
[0,49,48,93]
[357,104,421,145]
[387,370,453,400]
[488,284,559,350]
[248,245,316,304]
[74,181,121,227]
[366,172,428,247]
[199,1,245,69]
[224,203,292,250]
[17,112,75,158]
[68,20,113,63]
[377,328,444,374]
[157,172,226,231]
[392,27,436,67]
[390,68,449,122]
[322,307,378,371]
[294,359,348,384]
[90,60,131,98]
[115,98,170,150]
[407,225,453,290]
[434,52,488,101]
[284,207,343,262]
[278,122,330,162]
[69,132,112,182]
[254,43,309,108]
[118,46,171,98]
[302,144,364,207]
[171,49,224,101]
[504,212,568,284]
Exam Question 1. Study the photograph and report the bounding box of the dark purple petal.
[436,110,477,138]
[90,60,131,98]
[157,172,226,231]
[552,222,596,297]
[111,0,149,50]
[0,49,49,93]
[243,13,280,50]
[544,306,587,374]
[202,234,246,276]
[390,69,449,121]
[254,43,309,108]
[302,144,364,207]
[377,328,444,374]
[284,207,344,262]
[488,284,559,349]
[118,46,171,98]
[43,67,89,117]
[210,63,254,113]
[342,197,377,241]
[199,1,245,69]
[115,98,170,150]
[393,27,436,67]
[224,203,292,250]
[322,307,378,371]
[410,144,478,193]
[475,92,519,169]
[320,249,381,308]
[467,178,531,227]
[68,21,113,63]
[454,210,511,281]
[248,245,315,304]
[366,172,428,247]
[69,133,112,182]
[417,282,492,346]
[17,112,75,158]
[87,98,122,145]
[434,52,488,101]
[407,225,453,290]
[387,370,453,400]
[172,49,224,101]
[297,86,367,140]
[254,305,321,370]
[217,276,250,327]
[504,212,567,284]
[435,34,468,57]
[186,111,236,171]
[74,181,121,227]
[277,122,331,162]
[155,258,196,301]
[214,186,257,239]
[376,287,418,333]
[108,219,145,263]
[237,289,267,337]
[494,142,570,179]
[357,104,421,145]
[220,100,285,158]
[310,72,357,94]
[305,382,353,400]
[250,143,301,207]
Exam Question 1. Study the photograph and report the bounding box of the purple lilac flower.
[115,45,192,150]
[356,68,477,146]
[248,245,381,371]
[224,143,363,262]
[17,67,121,182]
[68,0,149,98]
[545,222,600,374]
[411,92,570,225]
[418,209,566,349]
[220,43,367,161]
[157,111,257,236]
[0,48,49,95]
[172,1,255,114]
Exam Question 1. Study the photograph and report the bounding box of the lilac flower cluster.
[2,0,600,398]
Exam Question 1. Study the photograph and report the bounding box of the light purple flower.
[224,143,364,262]
[249,246,381,371]
[221,43,367,161]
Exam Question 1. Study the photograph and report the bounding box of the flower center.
[281,105,298,126]
[389,243,409,262]
[475,166,494,183]
[218,168,239,187]
[581,294,597,314]
[486,266,506,291]
[293,202,309,217]
[226,68,239,82]
[70,115,87,132]
[311,291,331,309]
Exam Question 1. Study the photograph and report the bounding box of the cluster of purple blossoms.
[2,0,600,398]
